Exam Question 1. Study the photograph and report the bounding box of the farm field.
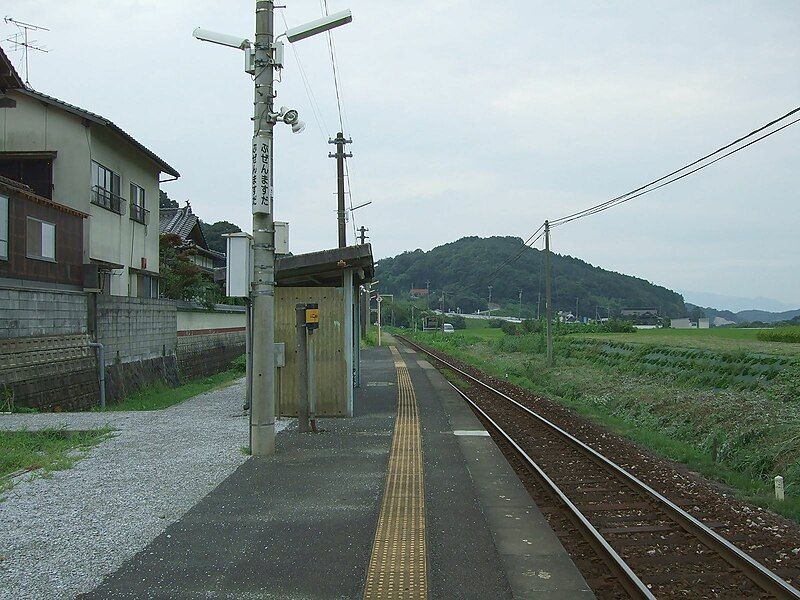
[400,326,800,522]
[583,326,800,354]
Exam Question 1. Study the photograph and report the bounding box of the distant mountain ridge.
[686,303,800,325]
[679,290,798,313]
[375,236,686,317]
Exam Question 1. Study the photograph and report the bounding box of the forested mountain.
[375,236,686,317]
[199,221,242,254]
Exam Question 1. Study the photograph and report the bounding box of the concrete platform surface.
[78,343,591,599]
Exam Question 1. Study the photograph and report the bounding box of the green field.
[400,326,800,522]
[582,327,800,354]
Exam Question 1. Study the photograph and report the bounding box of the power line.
[551,105,800,226]
[280,12,329,141]
[552,115,800,228]
[485,224,546,284]
[322,0,346,131]
[480,105,800,292]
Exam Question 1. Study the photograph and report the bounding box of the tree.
[159,234,221,307]
[689,306,706,321]
[200,220,242,254]
[159,190,178,209]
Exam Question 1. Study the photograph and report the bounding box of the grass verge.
[1,427,112,489]
[99,356,246,412]
[403,330,800,523]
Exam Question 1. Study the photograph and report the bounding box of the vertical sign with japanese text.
[252,134,273,214]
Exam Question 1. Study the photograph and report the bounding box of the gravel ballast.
[0,378,289,600]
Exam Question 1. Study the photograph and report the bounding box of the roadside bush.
[445,315,467,330]
[501,321,519,336]
[231,355,247,373]
[522,319,543,334]
[758,327,800,344]
[488,319,505,328]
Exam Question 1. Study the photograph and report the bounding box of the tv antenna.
[4,17,49,85]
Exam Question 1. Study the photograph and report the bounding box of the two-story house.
[0,47,179,297]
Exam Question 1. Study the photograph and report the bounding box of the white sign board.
[225,233,252,297]
[252,134,273,214]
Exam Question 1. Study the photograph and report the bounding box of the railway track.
[397,335,800,599]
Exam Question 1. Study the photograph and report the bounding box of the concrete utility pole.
[251,0,277,456]
[488,285,492,312]
[440,292,446,333]
[329,132,353,248]
[426,280,430,310]
[357,225,368,245]
[544,220,554,366]
[376,294,382,346]
[295,304,310,433]
[518,289,523,320]
[575,297,579,322]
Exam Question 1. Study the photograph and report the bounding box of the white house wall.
[1,92,164,296]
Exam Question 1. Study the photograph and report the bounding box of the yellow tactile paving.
[363,346,428,599]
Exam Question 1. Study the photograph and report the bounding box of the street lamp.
[194,3,352,457]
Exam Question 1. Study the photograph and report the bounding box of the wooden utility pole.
[328,132,352,248]
[545,221,554,366]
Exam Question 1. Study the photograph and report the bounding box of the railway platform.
[79,337,592,599]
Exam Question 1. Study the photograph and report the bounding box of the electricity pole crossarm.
[329,132,353,248]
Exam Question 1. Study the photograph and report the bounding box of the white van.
[443,323,455,333]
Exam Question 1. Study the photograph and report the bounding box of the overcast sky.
[4,1,799,309]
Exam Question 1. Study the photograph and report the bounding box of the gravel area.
[0,378,290,600]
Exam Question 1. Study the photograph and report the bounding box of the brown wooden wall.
[0,193,84,286]
[276,287,347,417]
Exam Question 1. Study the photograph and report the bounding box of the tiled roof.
[0,174,88,218]
[159,204,213,253]
[0,46,23,90]
[16,88,180,178]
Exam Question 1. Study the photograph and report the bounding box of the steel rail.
[447,379,655,599]
[398,336,800,599]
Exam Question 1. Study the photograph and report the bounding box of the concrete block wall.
[176,330,245,380]
[97,296,177,363]
[0,286,87,339]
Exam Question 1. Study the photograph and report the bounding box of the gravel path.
[0,378,290,600]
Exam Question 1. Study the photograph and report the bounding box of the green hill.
[374,236,685,318]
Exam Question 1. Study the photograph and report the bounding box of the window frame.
[26,216,57,262]
[90,160,123,213]
[129,182,148,224]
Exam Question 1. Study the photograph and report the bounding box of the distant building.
[671,318,711,329]
[671,318,693,329]
[621,308,659,318]
[621,307,660,326]
[159,202,226,275]
[409,287,429,298]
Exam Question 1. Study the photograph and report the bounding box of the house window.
[0,156,54,199]
[137,274,158,298]
[26,217,56,261]
[129,183,148,224]
[0,194,8,260]
[90,160,123,213]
